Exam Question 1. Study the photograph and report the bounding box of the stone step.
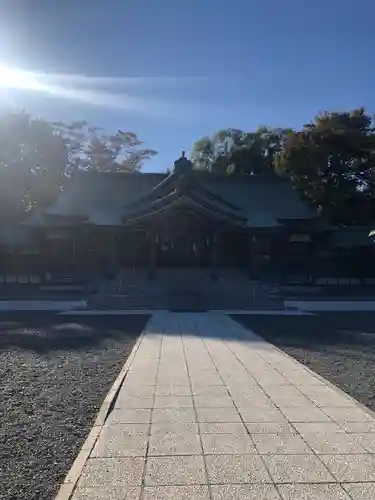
[88,269,283,310]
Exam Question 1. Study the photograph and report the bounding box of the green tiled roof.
[27,171,317,229]
[331,227,373,248]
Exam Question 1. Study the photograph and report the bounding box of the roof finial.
[174,150,192,175]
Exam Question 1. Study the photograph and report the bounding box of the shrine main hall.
[23,152,351,286]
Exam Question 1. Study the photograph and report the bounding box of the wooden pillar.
[278,232,288,285]
[309,239,316,284]
[247,233,252,277]
[71,236,76,278]
[148,231,157,279]
[131,231,137,269]
[37,229,47,284]
[108,231,118,278]
[73,227,81,278]
[210,232,218,281]
[357,248,365,285]
[248,233,257,280]
[86,227,96,291]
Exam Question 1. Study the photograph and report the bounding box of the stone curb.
[285,299,375,312]
[59,309,157,316]
[0,300,87,311]
[54,322,149,500]
[211,309,313,315]
[60,309,311,316]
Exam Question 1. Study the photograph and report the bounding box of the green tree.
[0,110,157,221]
[54,121,157,173]
[228,128,292,175]
[190,129,245,172]
[191,127,291,175]
[275,108,375,225]
[0,110,69,220]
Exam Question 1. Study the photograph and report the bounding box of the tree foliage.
[191,108,375,225]
[275,108,375,225]
[191,127,291,175]
[54,121,157,173]
[0,110,157,221]
[3,106,375,227]
[0,111,68,221]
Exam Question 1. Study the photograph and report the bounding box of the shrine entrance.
[118,153,249,276]
[150,209,214,268]
[157,232,210,268]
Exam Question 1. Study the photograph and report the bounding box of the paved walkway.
[71,312,375,499]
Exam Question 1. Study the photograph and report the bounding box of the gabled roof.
[124,194,246,226]
[27,170,318,229]
[122,171,246,226]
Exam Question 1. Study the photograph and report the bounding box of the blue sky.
[0,0,374,171]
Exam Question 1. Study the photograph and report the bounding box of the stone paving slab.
[69,312,375,500]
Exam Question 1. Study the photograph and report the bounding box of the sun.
[0,64,43,91]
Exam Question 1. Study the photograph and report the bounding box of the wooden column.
[357,248,365,285]
[108,231,118,278]
[37,229,48,284]
[309,239,316,284]
[71,234,76,279]
[248,233,257,280]
[148,231,157,279]
[210,232,218,281]
[131,231,138,269]
[278,232,288,285]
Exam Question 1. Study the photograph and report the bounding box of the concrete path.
[71,312,375,499]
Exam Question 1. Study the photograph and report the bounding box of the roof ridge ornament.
[173,150,193,175]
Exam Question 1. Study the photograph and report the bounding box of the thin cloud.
[35,84,196,120]
[36,72,211,89]
[36,82,162,112]
[0,65,202,119]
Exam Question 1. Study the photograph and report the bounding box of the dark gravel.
[0,313,149,500]
[233,312,375,413]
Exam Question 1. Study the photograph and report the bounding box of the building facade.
[0,153,373,290]
[20,153,334,285]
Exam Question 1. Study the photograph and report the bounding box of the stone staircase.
[88,268,284,310]
[89,270,167,309]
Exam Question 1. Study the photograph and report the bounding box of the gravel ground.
[0,312,149,500]
[233,313,375,413]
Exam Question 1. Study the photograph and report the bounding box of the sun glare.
[0,64,159,114]
[0,65,43,91]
